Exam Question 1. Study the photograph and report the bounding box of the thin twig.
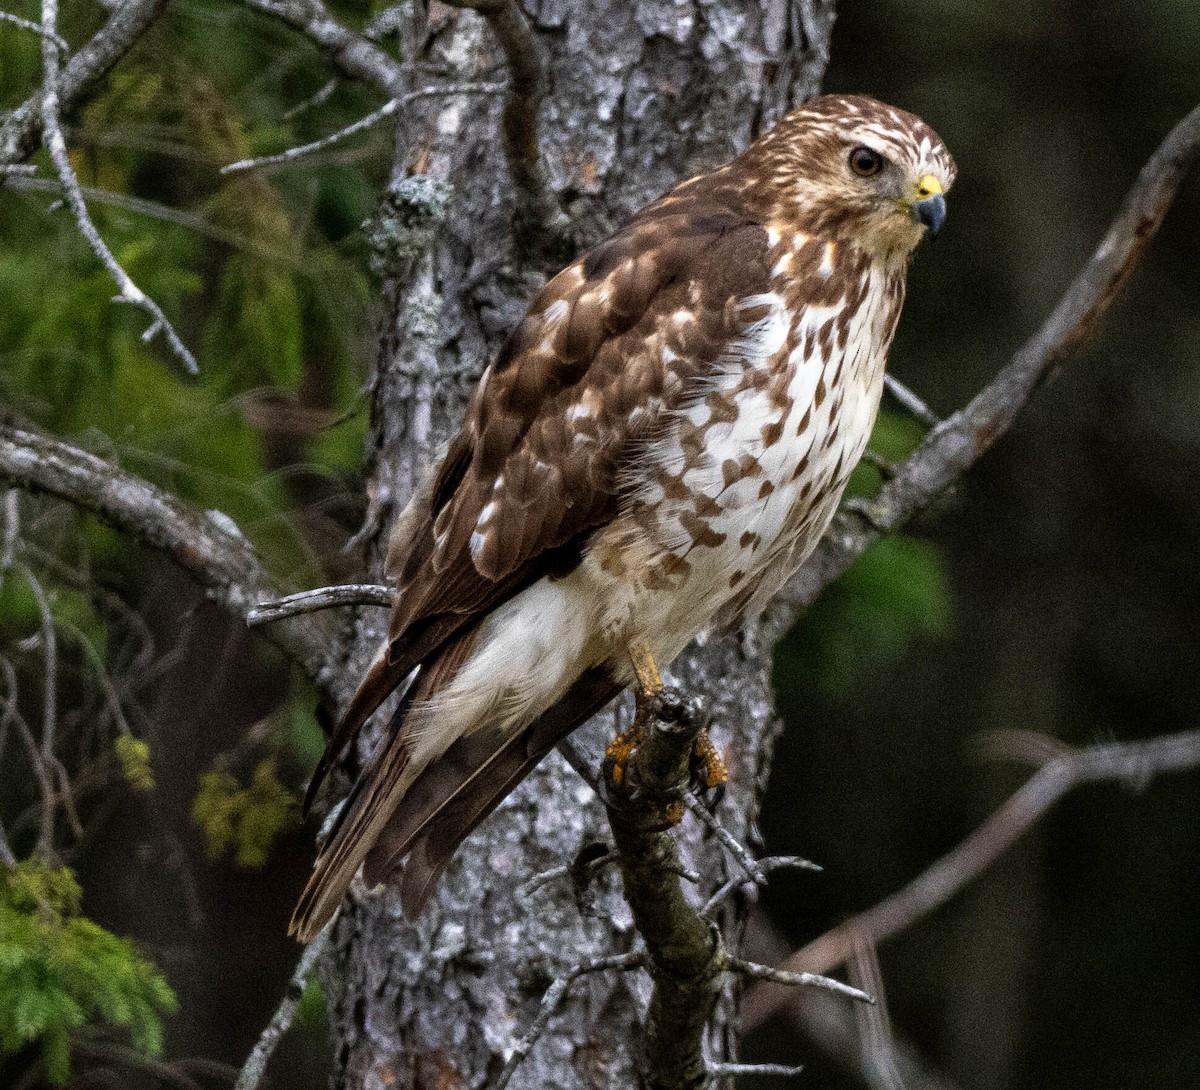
[16,563,57,845]
[37,0,197,374]
[488,951,646,1090]
[0,818,16,866]
[684,789,767,884]
[222,83,504,176]
[700,854,822,917]
[282,77,338,121]
[741,729,1200,1031]
[9,692,56,854]
[247,583,393,625]
[709,1062,805,1078]
[882,374,940,428]
[1,489,18,586]
[234,920,334,1090]
[849,929,903,1090]
[1,0,169,168]
[726,956,873,1005]
[0,8,68,50]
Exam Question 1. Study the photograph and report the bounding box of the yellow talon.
[693,729,729,790]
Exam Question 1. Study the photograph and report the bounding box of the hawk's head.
[742,94,957,260]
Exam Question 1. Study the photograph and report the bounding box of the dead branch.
[247,583,393,625]
[6,175,311,269]
[37,0,197,374]
[0,424,347,703]
[488,951,647,1090]
[233,920,333,1090]
[882,374,940,428]
[0,8,68,51]
[740,728,1200,1032]
[220,82,504,176]
[0,0,170,168]
[235,0,404,97]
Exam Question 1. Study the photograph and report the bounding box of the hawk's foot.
[689,727,729,811]
[603,719,648,790]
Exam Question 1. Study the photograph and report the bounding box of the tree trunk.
[321,4,836,1086]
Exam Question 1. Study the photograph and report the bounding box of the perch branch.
[604,691,868,1090]
[233,921,333,1090]
[741,728,1200,1032]
[38,0,197,374]
[0,424,345,701]
[779,101,1200,619]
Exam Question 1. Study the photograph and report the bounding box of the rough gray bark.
[319,3,837,1087]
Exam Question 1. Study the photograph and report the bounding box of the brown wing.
[303,191,772,811]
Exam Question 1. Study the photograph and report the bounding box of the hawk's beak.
[911,174,946,238]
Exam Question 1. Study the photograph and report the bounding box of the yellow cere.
[916,174,943,199]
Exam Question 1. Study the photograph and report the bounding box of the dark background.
[2,1,1198,1088]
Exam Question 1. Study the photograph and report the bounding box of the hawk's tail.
[289,656,619,941]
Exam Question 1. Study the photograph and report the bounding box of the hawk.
[291,94,955,940]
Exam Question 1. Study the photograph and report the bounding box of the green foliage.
[192,759,300,868]
[0,862,176,1084]
[114,736,155,793]
[779,535,951,698]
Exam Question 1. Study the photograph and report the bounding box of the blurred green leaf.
[778,535,951,698]
[0,862,176,1084]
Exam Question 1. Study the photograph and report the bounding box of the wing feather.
[302,191,771,814]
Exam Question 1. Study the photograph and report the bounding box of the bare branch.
[0,424,346,701]
[0,8,68,51]
[37,0,197,374]
[725,956,873,1005]
[779,101,1200,621]
[234,921,333,1090]
[488,951,646,1090]
[1,0,170,168]
[0,489,17,585]
[444,0,569,258]
[685,790,768,884]
[709,1061,805,1079]
[221,83,503,176]
[247,584,393,626]
[700,855,822,917]
[235,0,403,97]
[0,817,16,867]
[281,77,338,121]
[741,729,1200,1031]
[882,374,940,428]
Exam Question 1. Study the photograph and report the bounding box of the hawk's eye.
[849,146,884,178]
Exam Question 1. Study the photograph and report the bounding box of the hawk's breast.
[587,238,905,663]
